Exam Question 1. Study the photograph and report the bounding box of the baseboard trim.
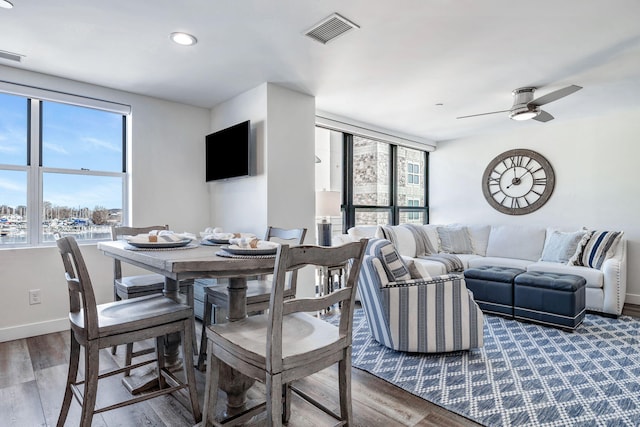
[0,318,69,343]
[624,293,640,306]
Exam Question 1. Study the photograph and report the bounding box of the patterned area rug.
[345,309,640,426]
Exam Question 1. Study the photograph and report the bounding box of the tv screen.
[205,120,253,181]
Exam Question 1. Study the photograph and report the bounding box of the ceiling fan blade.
[529,85,582,107]
[456,109,511,119]
[533,110,554,122]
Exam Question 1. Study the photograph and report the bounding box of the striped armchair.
[358,239,484,353]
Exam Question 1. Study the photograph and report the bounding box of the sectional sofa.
[335,224,626,317]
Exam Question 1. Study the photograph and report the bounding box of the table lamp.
[316,190,341,246]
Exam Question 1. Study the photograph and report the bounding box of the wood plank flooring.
[0,317,481,427]
[5,305,637,426]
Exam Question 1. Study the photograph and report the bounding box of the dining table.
[97,239,277,418]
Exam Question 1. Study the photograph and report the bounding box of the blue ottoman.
[513,271,586,331]
[464,266,525,318]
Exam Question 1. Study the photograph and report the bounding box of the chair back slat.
[56,235,100,339]
[267,239,367,372]
[282,287,352,315]
[264,226,307,244]
[262,226,307,287]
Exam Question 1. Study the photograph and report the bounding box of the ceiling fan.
[457,85,582,122]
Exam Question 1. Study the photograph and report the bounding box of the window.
[0,91,127,246]
[407,162,420,185]
[330,132,428,231]
[406,199,420,221]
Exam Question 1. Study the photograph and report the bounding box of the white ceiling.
[1,0,639,142]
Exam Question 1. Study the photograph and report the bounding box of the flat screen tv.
[205,120,254,181]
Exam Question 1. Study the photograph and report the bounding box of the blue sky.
[0,93,123,211]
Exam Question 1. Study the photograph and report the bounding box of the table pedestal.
[216,276,257,418]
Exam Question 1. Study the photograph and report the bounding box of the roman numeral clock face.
[482,149,555,215]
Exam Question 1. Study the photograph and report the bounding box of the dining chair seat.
[197,226,306,371]
[201,239,367,426]
[55,235,201,427]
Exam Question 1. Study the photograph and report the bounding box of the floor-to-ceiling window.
[0,89,128,246]
[315,124,429,234]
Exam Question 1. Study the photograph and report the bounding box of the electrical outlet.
[29,289,41,305]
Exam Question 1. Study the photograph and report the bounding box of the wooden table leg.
[218,276,257,418]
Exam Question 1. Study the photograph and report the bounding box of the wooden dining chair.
[196,226,307,371]
[201,239,367,426]
[111,225,197,370]
[55,235,201,427]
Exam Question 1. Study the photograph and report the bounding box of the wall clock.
[482,148,555,215]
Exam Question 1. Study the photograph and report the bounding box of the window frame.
[341,132,429,232]
[0,87,129,247]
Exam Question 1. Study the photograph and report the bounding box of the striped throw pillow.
[570,230,623,269]
[366,238,412,282]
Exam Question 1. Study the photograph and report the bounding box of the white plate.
[222,244,277,256]
[206,238,229,244]
[127,238,192,249]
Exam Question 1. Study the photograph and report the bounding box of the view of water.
[0,225,113,244]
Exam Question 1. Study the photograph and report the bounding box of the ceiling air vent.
[305,13,359,44]
[0,49,23,62]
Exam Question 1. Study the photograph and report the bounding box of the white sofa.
[335,224,627,317]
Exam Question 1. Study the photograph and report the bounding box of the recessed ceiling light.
[0,0,14,9]
[169,32,197,46]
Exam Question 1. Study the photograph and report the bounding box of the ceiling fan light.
[510,106,540,121]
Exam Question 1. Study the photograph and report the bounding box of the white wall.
[265,84,315,235]
[209,83,317,296]
[0,65,211,341]
[209,84,269,235]
[430,108,640,304]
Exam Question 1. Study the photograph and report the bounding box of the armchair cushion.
[367,238,412,281]
[406,259,432,280]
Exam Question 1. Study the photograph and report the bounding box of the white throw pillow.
[375,225,417,258]
[540,229,588,264]
[466,224,491,256]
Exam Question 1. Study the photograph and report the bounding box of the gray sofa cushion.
[437,226,473,254]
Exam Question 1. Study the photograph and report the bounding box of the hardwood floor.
[0,317,481,427]
[6,305,637,426]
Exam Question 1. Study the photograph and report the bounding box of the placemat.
[215,250,276,259]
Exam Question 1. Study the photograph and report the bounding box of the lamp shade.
[316,190,341,217]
